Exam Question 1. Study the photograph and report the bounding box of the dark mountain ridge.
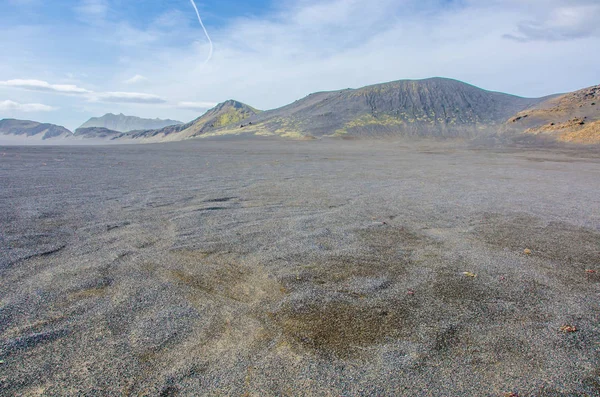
[73,127,125,140]
[236,77,547,138]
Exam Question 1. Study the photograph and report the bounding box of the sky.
[1,0,599,131]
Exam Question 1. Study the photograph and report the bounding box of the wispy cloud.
[504,3,600,42]
[8,0,41,5]
[1,78,166,104]
[1,0,599,130]
[0,100,56,112]
[177,101,218,111]
[0,79,90,94]
[75,0,109,21]
[92,91,167,104]
[124,74,148,84]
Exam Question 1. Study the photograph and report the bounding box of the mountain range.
[1,78,598,145]
[77,113,183,133]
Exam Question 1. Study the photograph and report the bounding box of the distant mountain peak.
[124,100,261,141]
[78,113,183,133]
[0,119,72,140]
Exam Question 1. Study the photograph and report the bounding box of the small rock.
[523,248,532,255]
[559,325,577,333]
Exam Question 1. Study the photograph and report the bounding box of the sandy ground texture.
[1,138,599,396]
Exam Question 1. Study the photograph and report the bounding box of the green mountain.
[127,100,261,141]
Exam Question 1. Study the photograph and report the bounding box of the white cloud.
[92,92,167,104]
[124,74,148,84]
[154,9,189,28]
[8,0,40,5]
[504,3,600,41]
[143,0,598,103]
[0,78,167,105]
[115,24,160,47]
[75,0,108,20]
[2,0,599,129]
[0,100,56,112]
[177,101,218,111]
[0,79,91,94]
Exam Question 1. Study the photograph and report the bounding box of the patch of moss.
[332,114,405,135]
[212,108,253,128]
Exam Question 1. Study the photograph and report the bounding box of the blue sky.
[1,0,599,130]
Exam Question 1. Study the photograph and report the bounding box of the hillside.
[219,78,545,139]
[73,127,125,140]
[79,113,183,133]
[508,85,600,144]
[4,79,599,145]
[0,119,72,141]
[127,100,260,141]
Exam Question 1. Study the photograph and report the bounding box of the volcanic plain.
[1,138,599,396]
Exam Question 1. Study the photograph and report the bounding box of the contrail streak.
[189,0,213,64]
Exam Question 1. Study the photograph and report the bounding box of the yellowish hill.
[509,85,600,144]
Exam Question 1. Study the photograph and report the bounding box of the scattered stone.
[559,325,577,333]
[407,290,415,295]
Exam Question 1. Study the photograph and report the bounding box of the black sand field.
[1,138,599,396]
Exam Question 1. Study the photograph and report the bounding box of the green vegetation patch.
[334,114,405,135]
[213,109,253,128]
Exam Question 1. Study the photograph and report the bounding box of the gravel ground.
[0,138,599,396]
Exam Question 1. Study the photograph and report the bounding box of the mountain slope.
[507,85,600,144]
[222,78,545,138]
[73,127,125,140]
[0,119,72,141]
[126,100,260,141]
[79,113,183,133]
